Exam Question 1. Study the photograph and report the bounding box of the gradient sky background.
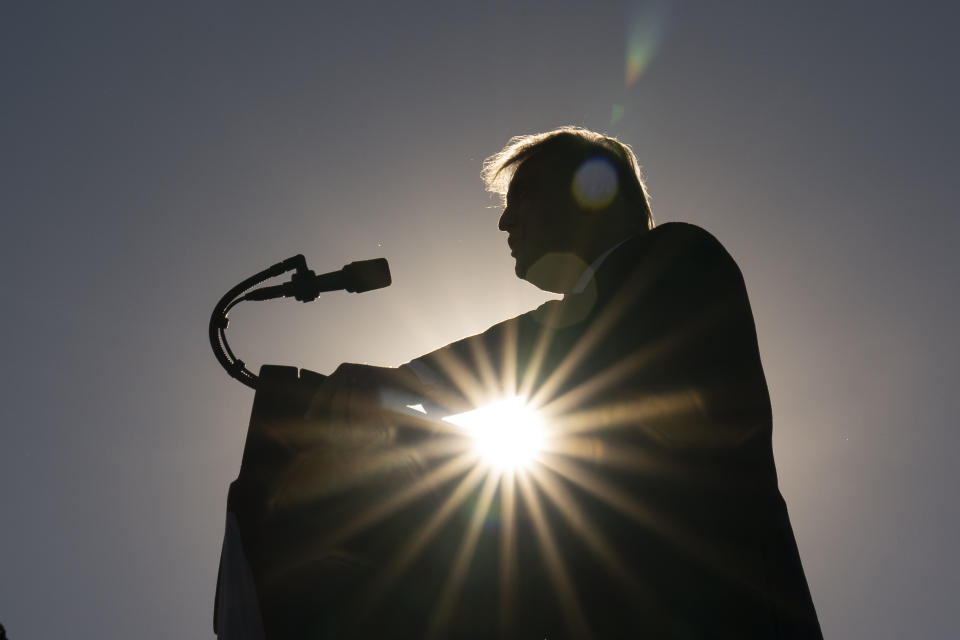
[2,1,958,637]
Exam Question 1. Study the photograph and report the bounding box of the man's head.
[482,127,653,292]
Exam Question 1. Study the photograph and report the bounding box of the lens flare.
[611,103,625,124]
[443,396,546,470]
[571,156,618,211]
[625,0,670,88]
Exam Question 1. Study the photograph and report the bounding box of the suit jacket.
[373,222,822,638]
[219,222,822,639]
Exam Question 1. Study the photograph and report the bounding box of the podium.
[214,364,329,638]
[212,364,466,639]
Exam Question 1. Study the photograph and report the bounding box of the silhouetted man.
[217,128,822,639]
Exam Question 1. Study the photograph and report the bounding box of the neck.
[576,224,641,264]
[524,224,645,294]
[524,252,591,294]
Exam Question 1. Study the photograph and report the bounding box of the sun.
[443,396,546,471]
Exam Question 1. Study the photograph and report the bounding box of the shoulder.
[646,222,731,259]
[589,222,752,326]
[601,222,742,289]
[643,222,742,278]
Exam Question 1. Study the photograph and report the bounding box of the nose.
[498,206,513,231]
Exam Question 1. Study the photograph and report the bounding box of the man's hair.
[482,126,654,230]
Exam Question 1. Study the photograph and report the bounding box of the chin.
[513,257,528,278]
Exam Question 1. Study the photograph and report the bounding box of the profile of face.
[498,161,587,292]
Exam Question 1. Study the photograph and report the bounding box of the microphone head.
[343,258,392,293]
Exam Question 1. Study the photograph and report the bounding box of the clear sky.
[1,1,957,637]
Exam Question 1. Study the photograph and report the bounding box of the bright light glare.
[443,397,546,470]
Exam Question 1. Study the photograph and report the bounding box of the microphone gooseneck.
[210,255,392,389]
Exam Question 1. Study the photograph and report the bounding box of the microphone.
[245,258,392,302]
